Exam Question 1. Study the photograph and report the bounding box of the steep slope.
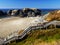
[8,28,60,45]
[45,10,60,21]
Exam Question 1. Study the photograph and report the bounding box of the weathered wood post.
[8,41,11,45]
[39,23,41,30]
[54,21,56,29]
[40,28,41,30]
[55,24,56,29]
[51,24,53,29]
[46,27,47,30]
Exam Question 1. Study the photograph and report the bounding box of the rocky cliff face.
[0,8,41,17]
[7,8,41,17]
[45,10,60,21]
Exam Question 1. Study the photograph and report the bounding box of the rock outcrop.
[7,8,41,17]
[7,10,12,16]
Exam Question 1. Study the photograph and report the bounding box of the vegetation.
[8,28,60,45]
[45,10,60,21]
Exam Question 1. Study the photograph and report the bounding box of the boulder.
[23,8,32,17]
[7,9,21,16]
[11,10,18,16]
[23,8,41,17]
[33,9,41,16]
[7,10,12,16]
[18,10,24,17]
[27,11,35,17]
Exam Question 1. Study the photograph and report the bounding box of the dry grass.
[8,28,60,45]
[45,10,60,21]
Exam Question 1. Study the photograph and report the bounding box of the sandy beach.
[0,17,40,38]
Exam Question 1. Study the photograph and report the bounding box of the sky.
[0,0,60,9]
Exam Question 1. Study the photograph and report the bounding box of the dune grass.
[8,28,60,45]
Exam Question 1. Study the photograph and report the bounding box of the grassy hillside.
[8,28,60,45]
[45,10,60,21]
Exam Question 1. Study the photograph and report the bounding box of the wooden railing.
[0,20,60,45]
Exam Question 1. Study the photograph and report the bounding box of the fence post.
[46,27,47,30]
[54,21,56,29]
[51,24,53,29]
[8,41,11,44]
[40,26,41,30]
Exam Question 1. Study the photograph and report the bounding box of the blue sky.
[0,0,60,9]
